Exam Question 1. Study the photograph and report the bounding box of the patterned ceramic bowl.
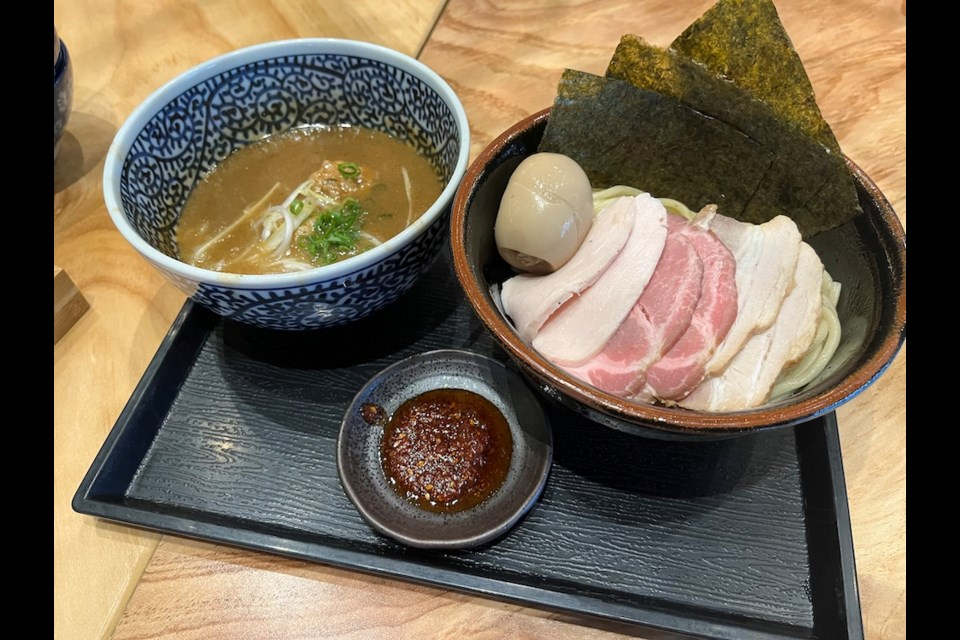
[54,26,73,160]
[103,39,470,330]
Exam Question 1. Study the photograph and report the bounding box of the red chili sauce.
[378,389,513,513]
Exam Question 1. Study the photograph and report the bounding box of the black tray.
[73,247,863,640]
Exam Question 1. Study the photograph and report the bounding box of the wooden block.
[54,265,90,343]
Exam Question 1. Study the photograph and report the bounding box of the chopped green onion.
[299,198,366,265]
[338,162,361,179]
[289,199,304,215]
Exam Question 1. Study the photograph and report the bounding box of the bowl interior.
[117,46,464,260]
[453,109,906,438]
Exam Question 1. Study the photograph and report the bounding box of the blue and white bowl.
[103,39,470,330]
[54,26,73,160]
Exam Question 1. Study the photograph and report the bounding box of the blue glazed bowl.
[103,39,470,330]
[54,27,73,160]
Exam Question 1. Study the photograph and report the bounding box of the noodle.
[593,186,700,221]
[592,185,643,211]
[189,182,284,263]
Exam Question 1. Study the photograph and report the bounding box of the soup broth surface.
[177,125,443,274]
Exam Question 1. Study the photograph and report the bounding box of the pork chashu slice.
[701,213,802,377]
[501,195,637,343]
[533,194,668,366]
[679,241,824,411]
[562,229,703,395]
[639,209,738,403]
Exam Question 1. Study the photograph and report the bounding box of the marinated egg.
[494,153,594,274]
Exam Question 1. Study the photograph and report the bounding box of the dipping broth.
[176,125,444,275]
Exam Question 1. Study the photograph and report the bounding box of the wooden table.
[53,1,906,638]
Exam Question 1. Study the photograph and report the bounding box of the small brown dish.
[450,108,906,440]
[337,349,553,548]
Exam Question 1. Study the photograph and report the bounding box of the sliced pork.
[532,194,668,366]
[639,209,738,403]
[562,231,703,395]
[500,195,636,342]
[500,183,830,413]
[679,241,824,411]
[746,242,824,406]
[701,213,802,376]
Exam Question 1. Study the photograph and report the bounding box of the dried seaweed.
[603,34,857,236]
[540,70,774,217]
[670,0,834,148]
[538,0,860,237]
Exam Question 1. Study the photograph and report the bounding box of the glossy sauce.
[378,389,513,513]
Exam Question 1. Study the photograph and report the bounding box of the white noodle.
[276,258,316,272]
[658,197,699,220]
[274,206,317,259]
[592,185,644,213]
[402,166,413,227]
[260,209,287,253]
[592,187,700,221]
[274,206,295,260]
[360,231,382,247]
[281,179,312,208]
[259,210,283,241]
[190,182,283,261]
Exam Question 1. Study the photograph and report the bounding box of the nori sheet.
[537,0,861,238]
[602,33,858,237]
[670,0,835,149]
[539,69,775,218]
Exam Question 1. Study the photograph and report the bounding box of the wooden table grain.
[53,1,906,638]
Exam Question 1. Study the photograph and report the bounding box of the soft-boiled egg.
[494,153,594,274]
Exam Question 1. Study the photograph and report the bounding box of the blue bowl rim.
[102,38,471,290]
[54,39,69,82]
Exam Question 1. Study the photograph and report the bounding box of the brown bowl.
[450,108,906,440]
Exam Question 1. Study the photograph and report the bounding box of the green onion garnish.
[299,198,366,265]
[338,162,361,179]
[289,199,304,215]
